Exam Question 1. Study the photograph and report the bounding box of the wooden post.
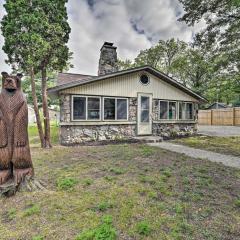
[233,107,236,126]
[211,110,213,125]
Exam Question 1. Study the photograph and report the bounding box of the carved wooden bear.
[0,72,34,185]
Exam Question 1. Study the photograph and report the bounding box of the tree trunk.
[30,68,45,148]
[41,67,52,148]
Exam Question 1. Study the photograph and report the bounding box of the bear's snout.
[4,78,17,91]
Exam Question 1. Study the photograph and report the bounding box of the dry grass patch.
[0,128,240,239]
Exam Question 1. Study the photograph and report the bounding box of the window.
[169,102,177,120]
[140,74,150,85]
[72,96,100,121]
[186,103,193,120]
[88,97,100,120]
[73,97,86,120]
[159,100,177,120]
[178,102,193,120]
[117,99,128,120]
[178,102,185,120]
[104,98,128,120]
[160,101,168,119]
[140,96,150,122]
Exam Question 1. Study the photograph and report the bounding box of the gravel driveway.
[149,142,240,168]
[198,125,240,137]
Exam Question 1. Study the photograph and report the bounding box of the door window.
[141,96,150,123]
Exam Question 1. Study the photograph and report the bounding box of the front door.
[137,93,152,135]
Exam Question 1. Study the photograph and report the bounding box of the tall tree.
[179,0,240,98]
[134,38,188,74]
[1,0,71,148]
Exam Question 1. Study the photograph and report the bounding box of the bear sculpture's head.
[1,72,23,93]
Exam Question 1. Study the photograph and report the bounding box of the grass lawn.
[0,126,240,240]
[172,136,240,157]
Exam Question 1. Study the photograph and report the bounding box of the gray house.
[49,42,206,145]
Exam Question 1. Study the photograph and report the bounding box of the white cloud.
[0,0,205,76]
[67,0,204,75]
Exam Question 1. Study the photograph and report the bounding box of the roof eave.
[48,65,208,103]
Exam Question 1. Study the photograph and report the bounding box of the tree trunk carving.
[0,72,34,189]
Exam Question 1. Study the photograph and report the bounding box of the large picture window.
[104,98,128,120]
[159,101,177,120]
[72,96,100,121]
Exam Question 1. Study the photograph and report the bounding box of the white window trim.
[71,95,101,122]
[178,101,194,120]
[103,97,129,121]
[159,100,177,120]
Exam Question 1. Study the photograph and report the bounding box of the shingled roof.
[57,73,95,86]
[49,66,207,103]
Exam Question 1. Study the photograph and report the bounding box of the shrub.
[57,177,78,190]
[136,221,152,236]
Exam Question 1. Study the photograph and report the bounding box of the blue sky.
[0,0,204,75]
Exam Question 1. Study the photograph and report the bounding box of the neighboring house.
[205,102,228,110]
[48,42,207,145]
[49,108,60,124]
[28,105,60,124]
[28,105,36,124]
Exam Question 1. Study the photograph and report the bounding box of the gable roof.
[48,65,207,103]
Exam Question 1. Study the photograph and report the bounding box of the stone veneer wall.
[59,94,197,145]
[60,124,136,145]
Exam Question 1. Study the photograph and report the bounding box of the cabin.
[48,42,206,145]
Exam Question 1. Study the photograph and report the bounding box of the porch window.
[73,97,86,120]
[104,98,128,120]
[160,101,168,119]
[169,102,177,119]
[179,102,194,120]
[186,103,193,120]
[72,96,100,121]
[159,101,177,120]
[88,97,101,120]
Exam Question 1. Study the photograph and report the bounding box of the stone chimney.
[98,42,118,76]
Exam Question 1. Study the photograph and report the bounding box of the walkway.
[148,142,240,168]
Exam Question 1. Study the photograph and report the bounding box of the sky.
[0,0,204,75]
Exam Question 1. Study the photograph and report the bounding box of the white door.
[137,93,152,135]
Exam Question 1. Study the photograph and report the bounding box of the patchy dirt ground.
[0,140,240,240]
[173,136,240,157]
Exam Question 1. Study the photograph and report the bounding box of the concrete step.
[132,136,163,143]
